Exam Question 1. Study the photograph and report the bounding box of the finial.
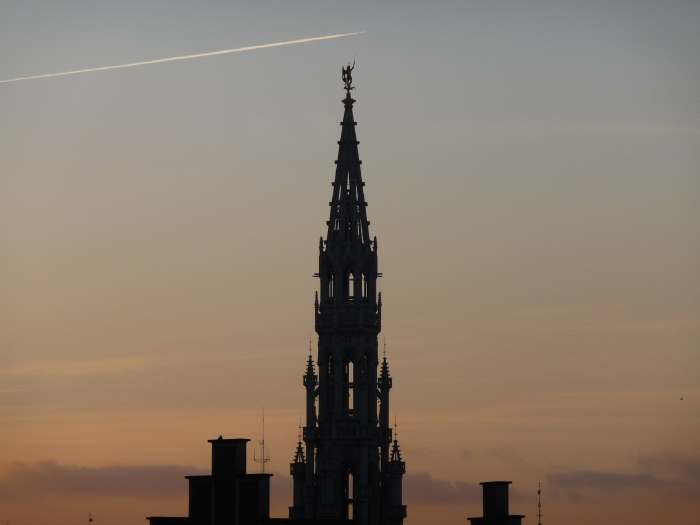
[383,337,387,360]
[88,513,93,524]
[390,420,403,463]
[342,60,355,91]
[298,417,303,442]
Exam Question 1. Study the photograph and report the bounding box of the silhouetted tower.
[289,66,406,525]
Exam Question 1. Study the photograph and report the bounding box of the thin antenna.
[383,337,387,360]
[253,409,271,473]
[537,480,543,525]
[394,415,398,441]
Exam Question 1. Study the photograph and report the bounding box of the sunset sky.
[1,1,699,524]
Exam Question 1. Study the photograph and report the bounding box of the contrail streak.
[0,31,364,85]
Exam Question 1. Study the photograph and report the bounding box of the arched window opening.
[328,273,335,300]
[361,274,368,298]
[347,272,355,299]
[347,361,354,414]
[347,472,354,520]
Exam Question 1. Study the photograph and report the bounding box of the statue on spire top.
[342,60,355,91]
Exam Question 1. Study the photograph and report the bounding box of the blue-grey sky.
[1,2,699,524]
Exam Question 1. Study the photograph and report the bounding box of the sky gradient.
[1,1,699,524]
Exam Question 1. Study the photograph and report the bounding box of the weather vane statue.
[342,60,355,91]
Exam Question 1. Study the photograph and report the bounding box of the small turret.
[379,354,392,390]
[383,427,407,524]
[304,353,317,388]
[290,423,308,518]
[390,437,403,464]
[303,350,318,430]
[293,440,305,464]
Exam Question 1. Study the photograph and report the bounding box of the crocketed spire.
[293,425,305,464]
[325,87,371,249]
[304,353,317,387]
[390,437,403,463]
[379,354,392,389]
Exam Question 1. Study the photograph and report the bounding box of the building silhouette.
[147,438,269,525]
[288,64,406,525]
[467,482,524,525]
[145,68,404,525]
[147,437,350,525]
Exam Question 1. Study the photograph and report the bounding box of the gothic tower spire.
[290,66,405,525]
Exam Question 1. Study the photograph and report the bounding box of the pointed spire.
[326,65,370,248]
[380,354,390,381]
[379,337,392,389]
[293,420,305,464]
[306,353,314,375]
[389,415,404,463]
[390,437,403,463]
[304,343,317,388]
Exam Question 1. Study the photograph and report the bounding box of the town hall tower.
[289,67,406,525]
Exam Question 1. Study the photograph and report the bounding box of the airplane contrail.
[0,31,364,85]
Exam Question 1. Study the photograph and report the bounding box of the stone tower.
[289,67,406,525]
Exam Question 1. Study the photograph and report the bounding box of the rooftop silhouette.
[145,66,526,525]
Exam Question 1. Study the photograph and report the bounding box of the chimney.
[208,437,249,479]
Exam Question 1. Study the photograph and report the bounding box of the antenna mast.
[537,480,543,525]
[253,409,271,473]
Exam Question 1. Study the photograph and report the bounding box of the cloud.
[637,454,700,484]
[549,470,664,490]
[404,472,482,506]
[0,464,490,510]
[0,461,204,502]
[548,454,700,499]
